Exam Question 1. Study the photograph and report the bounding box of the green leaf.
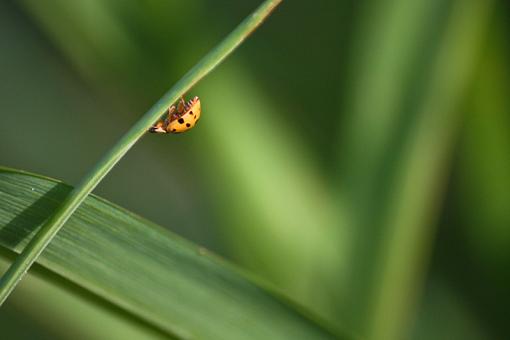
[195,65,345,320]
[337,0,494,338]
[0,255,171,340]
[0,167,344,340]
[340,1,494,339]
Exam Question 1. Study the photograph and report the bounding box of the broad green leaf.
[0,167,344,340]
[0,255,169,340]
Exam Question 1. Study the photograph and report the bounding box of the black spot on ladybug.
[190,111,193,115]
[186,123,191,127]
[178,118,184,124]
[171,128,176,132]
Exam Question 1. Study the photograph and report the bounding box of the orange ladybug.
[149,96,201,134]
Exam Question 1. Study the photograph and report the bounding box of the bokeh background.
[0,0,509,339]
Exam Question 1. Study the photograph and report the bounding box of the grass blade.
[0,0,283,305]
[365,1,494,338]
[336,0,493,337]
[0,167,343,339]
[335,0,444,328]
[0,255,170,340]
[195,66,343,320]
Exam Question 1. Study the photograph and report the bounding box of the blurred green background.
[0,0,508,339]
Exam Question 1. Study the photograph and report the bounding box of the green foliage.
[0,168,342,340]
[0,0,508,338]
[0,0,282,307]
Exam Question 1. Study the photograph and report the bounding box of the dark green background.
[0,0,508,339]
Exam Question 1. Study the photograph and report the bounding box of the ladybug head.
[149,122,167,134]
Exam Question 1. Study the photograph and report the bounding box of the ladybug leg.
[166,104,180,123]
[166,105,176,119]
[176,96,186,114]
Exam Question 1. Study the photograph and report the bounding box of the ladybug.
[149,96,201,134]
